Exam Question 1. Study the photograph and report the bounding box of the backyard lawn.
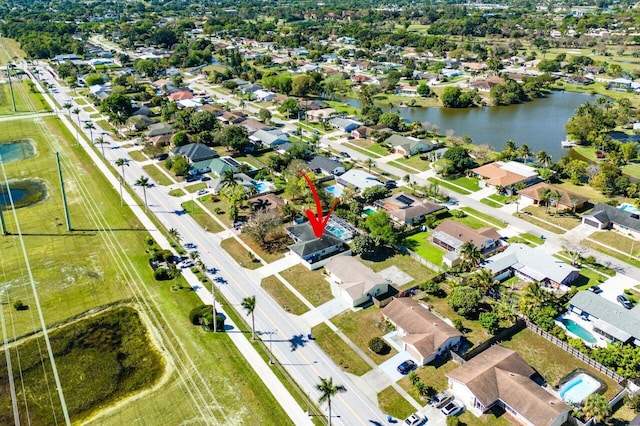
[501,329,619,399]
[261,276,309,315]
[311,323,371,376]
[238,232,286,263]
[403,232,446,266]
[279,265,333,307]
[331,307,398,365]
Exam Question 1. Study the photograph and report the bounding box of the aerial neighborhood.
[4,0,640,425]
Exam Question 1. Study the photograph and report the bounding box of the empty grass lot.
[180,200,224,233]
[394,155,431,172]
[428,177,471,195]
[480,198,503,208]
[331,308,398,364]
[584,240,640,269]
[279,265,333,306]
[377,387,415,420]
[460,207,506,228]
[311,323,371,376]
[501,329,619,399]
[403,232,446,266]
[220,237,262,269]
[449,210,497,230]
[446,175,480,192]
[127,150,147,162]
[142,164,174,186]
[588,231,640,258]
[261,275,309,315]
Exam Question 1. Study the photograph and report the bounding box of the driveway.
[599,274,639,304]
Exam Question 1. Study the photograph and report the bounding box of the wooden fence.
[525,320,625,383]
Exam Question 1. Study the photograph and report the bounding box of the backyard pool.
[558,373,600,403]
[363,208,376,215]
[325,216,357,241]
[253,180,275,193]
[620,203,640,214]
[326,185,343,197]
[560,318,597,345]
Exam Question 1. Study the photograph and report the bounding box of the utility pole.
[212,280,217,333]
[6,65,16,112]
[56,152,71,231]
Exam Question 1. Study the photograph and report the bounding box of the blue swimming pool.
[364,208,375,215]
[561,318,597,344]
[620,203,640,214]
[559,373,600,403]
[253,180,275,193]
[326,185,343,197]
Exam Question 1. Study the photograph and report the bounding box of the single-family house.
[470,75,504,92]
[374,192,446,225]
[240,118,270,134]
[147,122,174,138]
[89,84,110,97]
[351,125,392,140]
[285,222,350,270]
[518,183,589,212]
[471,161,539,190]
[395,83,418,96]
[325,256,390,307]
[568,291,640,346]
[328,117,360,133]
[306,108,338,123]
[307,155,346,176]
[168,90,194,101]
[382,298,462,365]
[253,89,276,102]
[384,134,442,157]
[432,220,503,266]
[582,203,640,239]
[336,169,382,192]
[171,143,219,164]
[482,243,580,291]
[238,83,263,94]
[249,128,289,148]
[218,110,248,124]
[447,345,571,426]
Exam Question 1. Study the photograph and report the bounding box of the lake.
[340,91,597,159]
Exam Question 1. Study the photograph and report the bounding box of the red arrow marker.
[298,170,339,238]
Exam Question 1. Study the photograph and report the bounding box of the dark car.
[617,295,633,309]
[340,151,351,158]
[397,360,417,375]
[185,175,199,182]
[384,180,397,189]
[588,285,603,294]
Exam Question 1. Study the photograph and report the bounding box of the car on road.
[397,360,417,375]
[340,151,351,158]
[588,285,603,294]
[617,294,633,309]
[178,259,194,269]
[200,176,211,181]
[197,189,208,196]
[440,400,464,417]
[384,180,397,189]
[403,412,426,426]
[430,391,454,408]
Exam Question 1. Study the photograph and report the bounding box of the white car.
[178,260,194,269]
[441,400,464,417]
[403,412,426,426]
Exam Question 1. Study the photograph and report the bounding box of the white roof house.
[253,89,276,101]
[336,169,382,191]
[324,256,389,307]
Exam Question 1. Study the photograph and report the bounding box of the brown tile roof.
[517,182,588,209]
[168,90,194,101]
[447,345,570,426]
[433,220,501,249]
[382,298,461,358]
[472,163,527,187]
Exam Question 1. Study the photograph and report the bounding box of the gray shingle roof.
[583,203,640,232]
[307,155,342,174]
[569,291,640,343]
[171,143,218,162]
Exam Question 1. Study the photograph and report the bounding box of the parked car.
[200,176,211,181]
[178,259,194,269]
[617,295,633,309]
[340,151,351,158]
[185,175,199,182]
[403,412,426,426]
[440,400,464,417]
[430,391,454,408]
[197,189,208,196]
[588,285,603,294]
[397,360,417,375]
[384,180,397,189]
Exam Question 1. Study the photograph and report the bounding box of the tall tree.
[458,241,483,271]
[241,295,256,341]
[536,150,552,168]
[316,376,347,426]
[135,176,150,212]
[582,394,610,424]
[115,158,129,205]
[220,169,241,189]
[84,121,96,146]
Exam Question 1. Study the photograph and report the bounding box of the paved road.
[28,63,391,425]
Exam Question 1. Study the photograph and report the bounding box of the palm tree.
[469,268,498,295]
[115,158,129,205]
[518,144,531,163]
[582,394,610,424]
[168,227,181,243]
[548,190,561,216]
[72,107,81,143]
[135,176,150,212]
[365,158,374,173]
[540,188,552,213]
[316,376,347,426]
[63,101,72,115]
[458,241,483,271]
[85,121,96,145]
[241,296,256,341]
[220,169,241,190]
[536,150,552,168]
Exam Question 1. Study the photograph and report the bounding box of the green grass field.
[403,232,446,266]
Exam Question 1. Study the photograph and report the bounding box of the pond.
[0,139,35,163]
[339,91,597,159]
[0,180,48,209]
